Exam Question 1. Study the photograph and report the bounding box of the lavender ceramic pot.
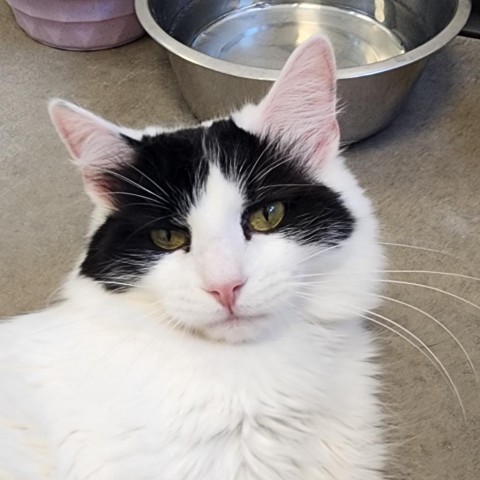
[6,0,145,51]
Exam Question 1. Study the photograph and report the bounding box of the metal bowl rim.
[135,0,471,80]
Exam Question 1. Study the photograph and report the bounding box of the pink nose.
[207,280,245,313]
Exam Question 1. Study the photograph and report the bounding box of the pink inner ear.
[49,100,128,166]
[255,35,340,163]
[49,100,133,208]
[53,113,92,160]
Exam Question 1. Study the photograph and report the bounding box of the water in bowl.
[190,3,405,69]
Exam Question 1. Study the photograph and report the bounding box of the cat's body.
[0,36,386,479]
[0,289,383,479]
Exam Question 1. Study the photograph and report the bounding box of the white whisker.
[126,164,170,200]
[297,244,343,265]
[100,281,148,290]
[379,279,480,314]
[379,242,471,265]
[374,293,476,378]
[290,277,479,370]
[242,142,271,186]
[107,191,163,206]
[101,169,167,205]
[257,183,326,190]
[293,269,480,282]
[295,291,467,419]
[254,154,293,184]
[361,310,467,421]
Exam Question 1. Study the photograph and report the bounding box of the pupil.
[263,207,270,222]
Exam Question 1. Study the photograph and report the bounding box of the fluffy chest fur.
[0,299,383,480]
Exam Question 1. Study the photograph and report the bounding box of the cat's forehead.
[133,118,281,187]
[188,165,245,237]
[112,119,307,222]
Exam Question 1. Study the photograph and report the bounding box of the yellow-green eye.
[248,202,285,232]
[150,229,188,250]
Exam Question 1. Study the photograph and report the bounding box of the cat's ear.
[234,35,339,165]
[49,99,136,208]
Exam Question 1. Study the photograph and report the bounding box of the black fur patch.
[80,120,354,290]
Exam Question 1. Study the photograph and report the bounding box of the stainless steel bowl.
[136,0,471,143]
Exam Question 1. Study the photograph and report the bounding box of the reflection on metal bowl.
[136,0,471,143]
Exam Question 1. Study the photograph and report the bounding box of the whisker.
[294,269,480,282]
[379,242,471,266]
[257,183,327,190]
[2,302,171,355]
[125,164,170,200]
[44,285,67,307]
[98,281,149,290]
[254,154,294,184]
[107,191,163,206]
[101,169,167,205]
[291,274,480,364]
[296,291,467,419]
[385,270,480,282]
[124,216,171,242]
[374,293,476,378]
[297,244,343,265]
[242,142,272,186]
[288,279,476,377]
[362,310,467,421]
[379,279,480,314]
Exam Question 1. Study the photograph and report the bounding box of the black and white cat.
[0,36,386,479]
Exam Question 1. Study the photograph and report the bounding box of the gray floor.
[1,3,479,479]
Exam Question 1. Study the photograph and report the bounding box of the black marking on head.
[206,120,354,245]
[80,120,354,291]
[80,127,209,290]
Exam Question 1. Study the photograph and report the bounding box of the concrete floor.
[1,3,479,479]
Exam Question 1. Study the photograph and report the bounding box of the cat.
[0,35,386,479]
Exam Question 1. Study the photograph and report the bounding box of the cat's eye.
[248,202,285,232]
[150,229,188,251]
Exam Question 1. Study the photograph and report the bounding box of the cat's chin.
[194,314,274,344]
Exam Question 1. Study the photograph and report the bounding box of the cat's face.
[49,36,382,343]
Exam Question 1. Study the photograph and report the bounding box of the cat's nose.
[206,280,245,313]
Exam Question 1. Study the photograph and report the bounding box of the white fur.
[0,36,386,479]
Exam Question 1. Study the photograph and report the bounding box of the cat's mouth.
[231,313,267,323]
[213,312,269,327]
[199,312,272,343]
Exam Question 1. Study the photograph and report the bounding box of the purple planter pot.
[6,0,145,51]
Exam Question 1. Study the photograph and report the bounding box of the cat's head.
[49,36,382,343]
